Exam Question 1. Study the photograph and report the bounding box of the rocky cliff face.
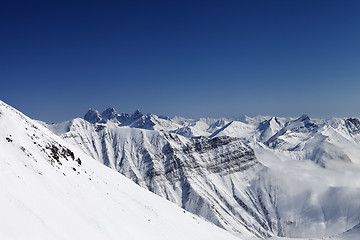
[56,119,262,237]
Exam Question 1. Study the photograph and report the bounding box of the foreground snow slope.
[0,100,241,240]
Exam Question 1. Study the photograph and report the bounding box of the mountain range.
[1,101,360,239]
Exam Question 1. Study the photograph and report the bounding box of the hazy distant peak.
[158,115,170,120]
[296,114,310,122]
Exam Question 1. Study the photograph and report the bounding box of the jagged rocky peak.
[116,109,145,125]
[117,112,131,123]
[345,117,360,135]
[130,115,155,129]
[132,109,143,120]
[83,107,147,125]
[101,107,118,120]
[84,108,101,123]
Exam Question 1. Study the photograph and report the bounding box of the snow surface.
[0,100,241,240]
[10,104,360,240]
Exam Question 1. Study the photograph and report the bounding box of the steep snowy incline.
[209,121,256,140]
[48,118,262,238]
[0,100,242,240]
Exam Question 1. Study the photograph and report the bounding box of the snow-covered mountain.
[0,100,242,240]
[44,107,360,239]
[45,117,261,238]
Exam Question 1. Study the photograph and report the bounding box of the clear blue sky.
[1,0,359,122]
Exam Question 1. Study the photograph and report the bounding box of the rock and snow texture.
[43,107,360,239]
[47,118,260,238]
[0,101,242,240]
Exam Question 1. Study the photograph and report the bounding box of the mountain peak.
[101,107,118,120]
[132,109,143,120]
[84,108,101,123]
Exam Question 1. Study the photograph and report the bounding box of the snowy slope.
[331,223,360,240]
[209,121,256,140]
[46,118,261,238]
[0,100,242,240]
[45,108,360,239]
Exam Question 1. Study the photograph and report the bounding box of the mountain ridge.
[41,106,360,239]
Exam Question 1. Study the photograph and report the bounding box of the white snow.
[5,102,360,240]
[0,100,241,240]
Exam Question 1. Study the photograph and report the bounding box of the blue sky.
[1,0,359,122]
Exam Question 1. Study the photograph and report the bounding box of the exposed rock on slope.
[51,118,260,237]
